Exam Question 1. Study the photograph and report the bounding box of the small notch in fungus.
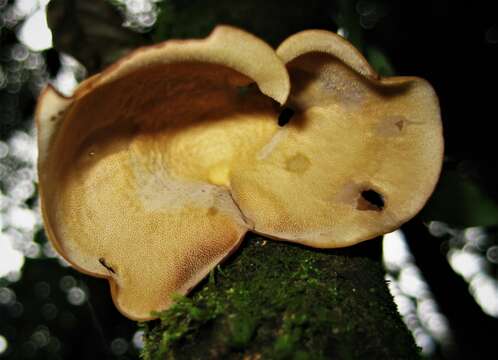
[357,189,385,211]
[395,119,404,131]
[99,257,116,274]
[278,107,295,127]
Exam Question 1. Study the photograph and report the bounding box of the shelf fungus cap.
[36,26,290,320]
[229,30,443,248]
[36,26,443,320]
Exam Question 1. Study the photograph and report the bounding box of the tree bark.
[141,233,419,359]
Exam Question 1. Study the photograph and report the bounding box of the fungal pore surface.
[36,26,443,320]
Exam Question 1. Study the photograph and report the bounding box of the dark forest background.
[0,0,497,359]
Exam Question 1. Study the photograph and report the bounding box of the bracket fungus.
[36,26,443,320]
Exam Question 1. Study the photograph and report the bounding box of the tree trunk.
[141,233,419,359]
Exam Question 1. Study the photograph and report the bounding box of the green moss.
[140,234,420,359]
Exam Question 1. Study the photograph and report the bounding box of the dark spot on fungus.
[99,257,116,274]
[278,107,294,127]
[285,153,311,173]
[375,115,407,136]
[395,119,404,131]
[207,207,218,216]
[357,189,384,211]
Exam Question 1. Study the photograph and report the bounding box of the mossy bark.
[141,233,419,359]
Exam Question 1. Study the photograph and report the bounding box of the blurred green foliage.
[422,170,498,227]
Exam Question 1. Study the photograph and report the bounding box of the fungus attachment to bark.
[36,27,443,320]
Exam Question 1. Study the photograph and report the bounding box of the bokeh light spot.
[59,275,76,292]
[0,234,25,277]
[9,301,24,318]
[34,281,50,299]
[486,245,498,264]
[111,337,128,356]
[41,303,58,320]
[0,287,16,305]
[132,330,144,349]
[0,335,7,354]
[11,43,29,62]
[427,221,452,237]
[47,336,61,353]
[21,340,37,358]
[31,326,50,348]
[383,230,453,355]
[67,286,86,306]
[24,241,41,258]
[17,6,52,51]
[0,141,9,158]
